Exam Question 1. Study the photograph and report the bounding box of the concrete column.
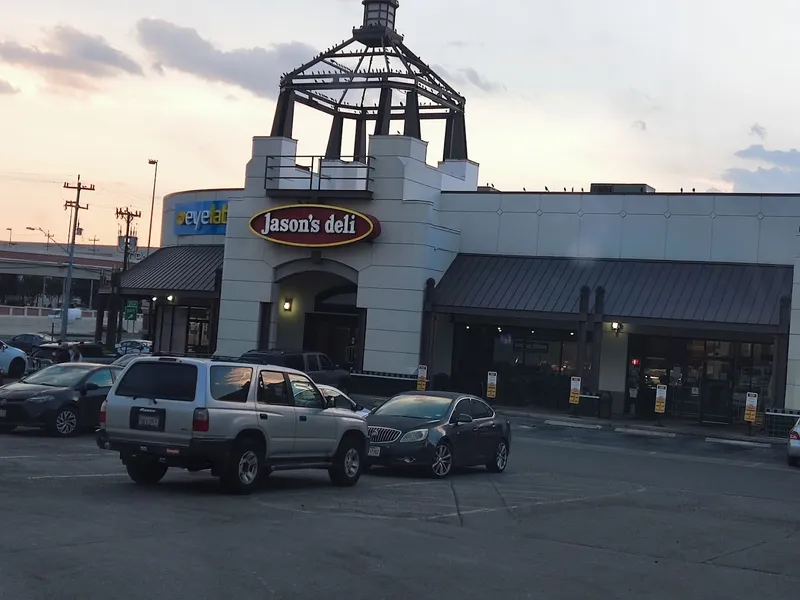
[785,259,800,409]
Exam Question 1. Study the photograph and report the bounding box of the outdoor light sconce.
[151,296,157,302]
[611,322,624,337]
[283,298,293,312]
[166,295,174,303]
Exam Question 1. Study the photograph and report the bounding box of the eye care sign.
[249,204,381,248]
[174,200,229,236]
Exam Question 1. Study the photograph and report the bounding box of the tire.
[8,358,24,379]
[126,458,168,486]
[430,441,454,479]
[0,424,16,434]
[220,439,263,495]
[47,405,79,437]
[486,439,509,473]
[329,436,364,487]
[788,455,798,467]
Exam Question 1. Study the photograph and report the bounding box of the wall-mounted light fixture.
[166,295,174,303]
[151,296,157,302]
[497,327,502,333]
[611,322,624,337]
[283,298,293,312]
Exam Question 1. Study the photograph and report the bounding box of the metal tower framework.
[270,0,469,162]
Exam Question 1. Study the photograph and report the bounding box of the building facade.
[103,0,800,428]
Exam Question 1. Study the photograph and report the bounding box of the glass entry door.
[700,342,733,424]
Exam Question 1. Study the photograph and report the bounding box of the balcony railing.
[264,155,374,194]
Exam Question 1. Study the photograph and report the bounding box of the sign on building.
[174,200,229,236]
[744,392,758,423]
[249,204,381,248]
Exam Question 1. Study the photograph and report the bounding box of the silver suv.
[96,356,369,494]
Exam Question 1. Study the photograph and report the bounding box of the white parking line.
[0,453,103,460]
[27,473,125,480]
[614,428,677,439]
[544,420,602,430]
[704,437,772,449]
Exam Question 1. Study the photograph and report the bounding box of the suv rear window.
[116,362,198,402]
[283,354,305,371]
[210,366,253,403]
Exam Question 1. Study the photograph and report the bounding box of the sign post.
[655,384,667,416]
[744,391,758,435]
[124,300,138,327]
[416,365,428,391]
[486,371,497,399]
[569,376,581,415]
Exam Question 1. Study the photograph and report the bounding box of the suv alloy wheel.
[221,438,263,495]
[329,436,364,486]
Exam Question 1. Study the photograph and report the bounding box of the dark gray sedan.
[0,363,122,437]
[365,391,511,478]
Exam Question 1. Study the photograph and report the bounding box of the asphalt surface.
[0,420,798,599]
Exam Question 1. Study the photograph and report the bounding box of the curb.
[497,409,785,447]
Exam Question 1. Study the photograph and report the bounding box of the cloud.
[0,78,18,94]
[722,144,800,192]
[749,123,767,140]
[0,26,143,88]
[433,64,506,93]
[136,18,315,99]
[631,120,647,131]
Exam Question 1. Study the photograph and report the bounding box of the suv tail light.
[790,430,800,441]
[192,408,209,432]
[99,400,107,428]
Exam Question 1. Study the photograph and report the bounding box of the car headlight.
[399,429,428,443]
[26,395,55,403]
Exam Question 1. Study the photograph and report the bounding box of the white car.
[115,340,153,356]
[0,341,28,378]
[48,308,82,321]
[317,384,371,417]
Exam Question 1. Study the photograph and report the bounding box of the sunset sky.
[2,0,799,246]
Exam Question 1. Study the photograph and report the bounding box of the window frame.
[256,369,292,406]
[470,398,494,420]
[286,373,326,410]
[318,354,335,371]
[85,368,114,389]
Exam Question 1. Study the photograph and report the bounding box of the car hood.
[366,414,441,431]
[326,407,366,420]
[0,382,70,401]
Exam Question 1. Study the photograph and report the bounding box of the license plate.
[368,446,380,457]
[137,414,161,429]
[0,409,5,418]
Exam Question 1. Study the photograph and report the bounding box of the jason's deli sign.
[249,204,381,248]
[174,200,228,236]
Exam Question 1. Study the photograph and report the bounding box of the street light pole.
[146,159,158,256]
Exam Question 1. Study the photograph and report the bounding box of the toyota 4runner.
[96,356,370,494]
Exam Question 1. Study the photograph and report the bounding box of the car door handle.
[472,427,480,432]
[259,413,268,420]
[299,415,307,422]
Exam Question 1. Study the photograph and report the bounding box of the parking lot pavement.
[2,427,800,600]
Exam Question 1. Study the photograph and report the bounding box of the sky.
[2,0,800,246]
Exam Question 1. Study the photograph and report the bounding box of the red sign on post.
[249,204,381,248]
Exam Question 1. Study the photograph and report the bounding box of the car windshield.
[372,395,453,419]
[22,364,93,387]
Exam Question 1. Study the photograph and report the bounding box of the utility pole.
[115,207,141,341]
[146,159,159,256]
[62,175,93,342]
[88,235,100,254]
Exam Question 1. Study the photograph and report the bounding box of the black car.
[239,349,351,391]
[0,363,123,437]
[4,333,50,355]
[365,391,511,478]
[29,341,118,372]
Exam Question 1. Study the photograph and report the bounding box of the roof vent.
[590,183,655,194]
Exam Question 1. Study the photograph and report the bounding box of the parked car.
[28,342,117,373]
[115,339,152,356]
[0,363,123,436]
[3,333,51,355]
[0,341,28,379]
[365,391,512,478]
[97,356,369,494]
[788,417,800,466]
[317,384,371,417]
[239,349,350,391]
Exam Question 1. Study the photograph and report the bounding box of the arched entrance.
[273,267,361,369]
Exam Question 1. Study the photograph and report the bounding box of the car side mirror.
[84,382,99,393]
[325,396,336,408]
[354,404,364,412]
[456,413,473,425]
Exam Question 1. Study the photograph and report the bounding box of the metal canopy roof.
[434,255,793,327]
[119,245,224,294]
